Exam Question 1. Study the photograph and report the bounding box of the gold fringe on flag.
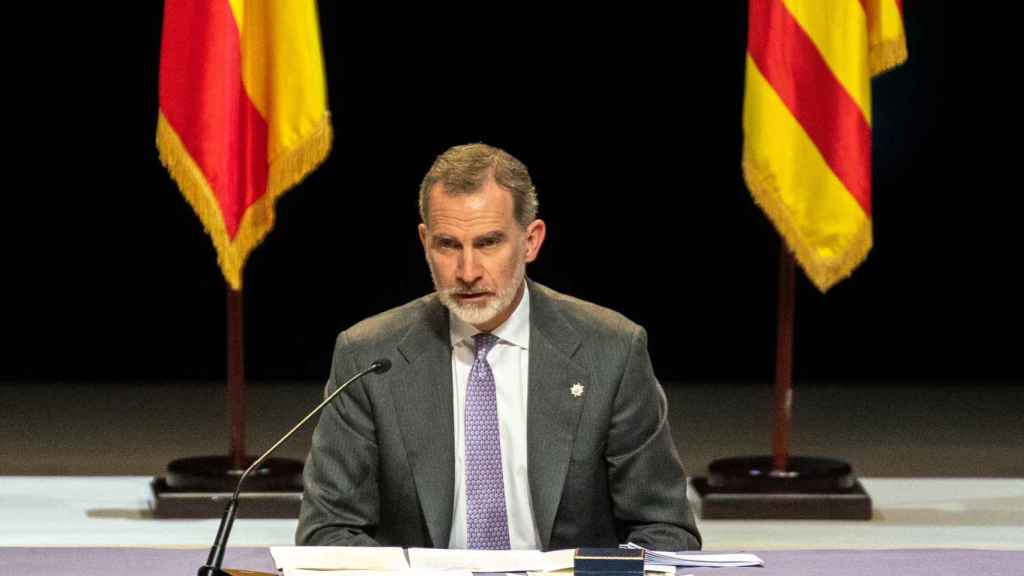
[869,37,909,76]
[743,148,873,293]
[156,112,333,290]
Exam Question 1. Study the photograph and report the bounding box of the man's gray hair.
[418,143,538,229]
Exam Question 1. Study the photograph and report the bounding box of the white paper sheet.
[622,543,764,568]
[408,547,575,572]
[283,570,471,576]
[270,546,409,571]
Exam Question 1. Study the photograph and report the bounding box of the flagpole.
[772,245,795,472]
[227,287,246,471]
[693,236,868,518]
[153,280,303,518]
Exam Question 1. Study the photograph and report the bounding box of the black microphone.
[198,358,392,576]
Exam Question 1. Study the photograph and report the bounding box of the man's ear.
[524,219,546,263]
[418,223,428,249]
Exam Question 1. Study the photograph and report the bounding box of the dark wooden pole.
[772,244,796,472]
[227,287,246,470]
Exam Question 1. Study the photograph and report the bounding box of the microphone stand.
[198,359,391,576]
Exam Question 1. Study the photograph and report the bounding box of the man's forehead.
[426,212,511,237]
[426,181,516,232]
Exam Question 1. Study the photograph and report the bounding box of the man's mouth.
[455,291,491,302]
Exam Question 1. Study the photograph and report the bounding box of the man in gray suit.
[297,143,701,551]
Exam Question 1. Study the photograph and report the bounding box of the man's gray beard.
[431,261,526,328]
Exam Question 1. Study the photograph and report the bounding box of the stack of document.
[270,546,576,576]
[621,543,764,568]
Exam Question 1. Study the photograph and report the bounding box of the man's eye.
[437,239,460,250]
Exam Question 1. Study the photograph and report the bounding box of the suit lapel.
[527,283,587,549]
[392,298,454,548]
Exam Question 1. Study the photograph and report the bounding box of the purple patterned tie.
[464,333,511,549]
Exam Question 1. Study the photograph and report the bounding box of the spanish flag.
[157,1,331,290]
[743,0,907,292]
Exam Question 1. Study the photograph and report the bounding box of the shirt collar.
[449,281,531,350]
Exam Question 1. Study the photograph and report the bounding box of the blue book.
[575,547,645,576]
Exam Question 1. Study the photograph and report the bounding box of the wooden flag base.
[693,456,872,519]
[150,455,303,518]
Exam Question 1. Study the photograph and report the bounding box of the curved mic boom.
[198,358,391,576]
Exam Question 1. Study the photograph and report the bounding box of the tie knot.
[472,333,499,358]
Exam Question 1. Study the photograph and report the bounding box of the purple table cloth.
[3,547,1022,576]
[3,547,276,576]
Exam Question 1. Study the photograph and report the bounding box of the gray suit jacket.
[296,281,701,550]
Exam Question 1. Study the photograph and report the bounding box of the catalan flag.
[157,0,332,290]
[743,0,907,292]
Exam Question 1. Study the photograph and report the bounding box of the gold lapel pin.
[571,383,584,398]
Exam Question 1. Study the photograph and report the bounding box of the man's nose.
[457,249,483,284]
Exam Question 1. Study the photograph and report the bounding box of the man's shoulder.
[531,281,643,340]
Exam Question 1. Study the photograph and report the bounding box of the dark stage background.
[5,3,1014,387]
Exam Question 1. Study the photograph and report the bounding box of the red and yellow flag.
[743,0,907,292]
[157,0,331,290]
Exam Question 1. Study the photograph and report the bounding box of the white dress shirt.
[447,284,540,549]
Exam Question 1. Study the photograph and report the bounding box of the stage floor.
[1,476,1020,550]
[2,380,1021,478]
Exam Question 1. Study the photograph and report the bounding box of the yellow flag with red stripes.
[156,0,332,290]
[743,0,907,292]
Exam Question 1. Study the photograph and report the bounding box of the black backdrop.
[8,3,1016,385]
